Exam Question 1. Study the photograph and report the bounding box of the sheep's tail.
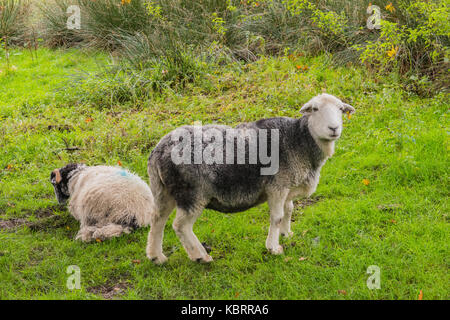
[75,224,132,242]
[147,156,167,209]
[147,154,175,220]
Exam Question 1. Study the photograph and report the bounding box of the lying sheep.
[146,93,355,264]
[50,164,154,242]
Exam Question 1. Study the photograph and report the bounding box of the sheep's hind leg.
[266,190,289,254]
[146,199,175,265]
[92,224,127,240]
[75,226,98,242]
[173,207,212,263]
[280,200,294,237]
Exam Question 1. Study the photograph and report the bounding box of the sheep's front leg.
[266,190,289,254]
[280,200,294,237]
[173,207,213,263]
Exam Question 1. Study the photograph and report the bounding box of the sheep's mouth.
[329,134,339,138]
[52,185,69,205]
[55,193,69,205]
[321,134,339,142]
[57,197,69,205]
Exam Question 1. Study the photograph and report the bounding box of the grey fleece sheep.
[146,93,355,264]
[50,164,154,241]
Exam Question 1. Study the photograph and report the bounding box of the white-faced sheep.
[50,164,154,242]
[145,93,355,264]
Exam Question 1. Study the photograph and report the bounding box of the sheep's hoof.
[147,254,168,265]
[267,245,284,255]
[281,231,294,238]
[194,254,213,264]
[75,234,94,242]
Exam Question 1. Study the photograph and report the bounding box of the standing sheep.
[146,93,355,264]
[50,164,154,241]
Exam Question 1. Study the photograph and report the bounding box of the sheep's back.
[68,166,154,227]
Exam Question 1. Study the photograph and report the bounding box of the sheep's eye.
[312,107,318,112]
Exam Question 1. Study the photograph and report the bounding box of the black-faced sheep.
[146,93,355,264]
[50,164,154,241]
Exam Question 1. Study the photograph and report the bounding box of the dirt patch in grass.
[28,215,71,231]
[21,204,66,218]
[377,204,402,211]
[291,196,323,222]
[87,281,131,300]
[0,205,69,231]
[293,196,322,209]
[0,218,31,230]
[47,124,74,132]
[0,216,67,231]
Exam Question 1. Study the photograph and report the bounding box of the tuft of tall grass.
[118,32,211,89]
[78,0,152,50]
[0,0,29,45]
[38,0,84,48]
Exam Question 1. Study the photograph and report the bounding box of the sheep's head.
[50,163,86,204]
[300,93,355,142]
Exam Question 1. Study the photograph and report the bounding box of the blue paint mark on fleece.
[119,170,129,177]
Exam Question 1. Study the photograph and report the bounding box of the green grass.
[0,48,448,299]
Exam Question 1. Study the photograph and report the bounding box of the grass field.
[0,48,448,299]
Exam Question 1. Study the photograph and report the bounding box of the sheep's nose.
[328,126,338,132]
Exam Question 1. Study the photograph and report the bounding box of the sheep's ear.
[300,101,315,114]
[53,169,62,184]
[342,103,355,114]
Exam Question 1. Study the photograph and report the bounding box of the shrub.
[357,0,449,95]
[284,0,449,95]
